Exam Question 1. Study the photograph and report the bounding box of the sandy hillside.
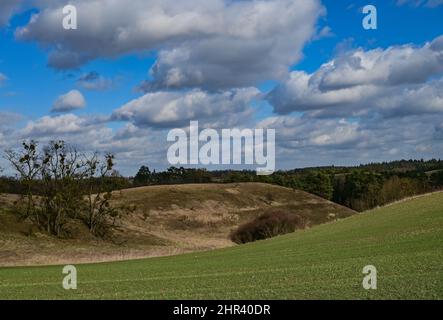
[0,183,356,266]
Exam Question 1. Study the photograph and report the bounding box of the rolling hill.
[0,191,441,299]
[0,183,355,266]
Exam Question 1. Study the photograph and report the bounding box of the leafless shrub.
[5,140,132,238]
[230,211,306,244]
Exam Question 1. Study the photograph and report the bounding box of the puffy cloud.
[426,0,443,6]
[315,36,443,90]
[0,0,21,26]
[0,111,22,148]
[258,116,361,149]
[51,89,86,112]
[257,113,443,168]
[6,87,254,173]
[312,26,334,40]
[112,88,261,128]
[5,107,443,175]
[76,71,113,91]
[373,80,443,117]
[145,0,321,91]
[20,113,99,137]
[11,113,169,175]
[435,122,443,139]
[16,0,323,89]
[268,35,443,117]
[0,111,22,125]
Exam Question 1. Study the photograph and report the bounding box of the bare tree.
[5,140,128,238]
[82,153,126,237]
[39,141,83,235]
[5,141,41,225]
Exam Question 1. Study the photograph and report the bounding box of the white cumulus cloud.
[268,35,443,118]
[112,88,261,128]
[0,0,21,26]
[51,89,86,112]
[16,0,324,89]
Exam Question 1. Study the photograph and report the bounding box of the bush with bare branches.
[5,140,129,238]
[230,211,306,244]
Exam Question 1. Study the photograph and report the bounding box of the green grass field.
[0,192,442,299]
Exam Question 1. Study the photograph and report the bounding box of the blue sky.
[0,0,443,174]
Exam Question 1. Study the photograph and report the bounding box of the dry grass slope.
[0,183,355,266]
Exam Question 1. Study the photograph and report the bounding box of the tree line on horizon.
[2,142,443,214]
[130,160,443,211]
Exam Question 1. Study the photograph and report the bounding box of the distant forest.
[128,159,443,211]
[2,159,443,212]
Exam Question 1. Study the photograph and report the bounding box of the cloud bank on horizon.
[0,0,443,174]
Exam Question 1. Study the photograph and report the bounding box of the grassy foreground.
[0,192,442,299]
